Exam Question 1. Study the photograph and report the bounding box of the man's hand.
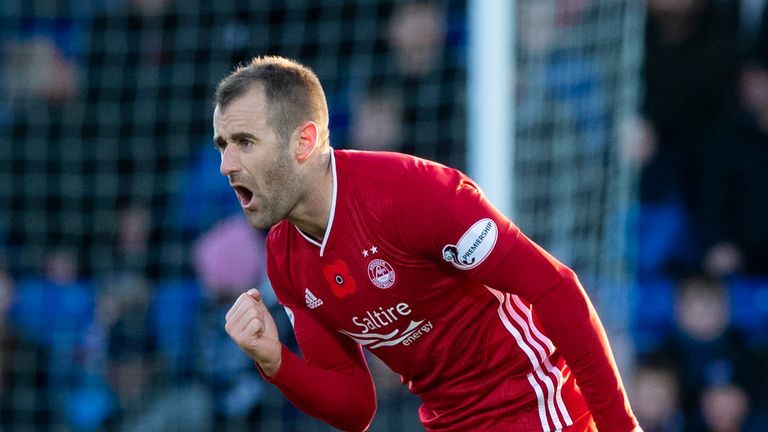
[225,289,282,377]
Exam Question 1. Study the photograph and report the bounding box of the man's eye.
[239,140,253,147]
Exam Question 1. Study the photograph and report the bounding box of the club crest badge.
[367,258,396,289]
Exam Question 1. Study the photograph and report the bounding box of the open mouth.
[233,185,254,208]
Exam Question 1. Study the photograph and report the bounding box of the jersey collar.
[294,149,338,257]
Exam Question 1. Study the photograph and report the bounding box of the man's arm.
[481,231,639,432]
[397,164,638,431]
[225,289,376,432]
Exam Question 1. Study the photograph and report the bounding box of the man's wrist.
[258,357,282,378]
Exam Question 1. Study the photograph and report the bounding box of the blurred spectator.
[655,275,762,431]
[192,216,267,301]
[98,277,153,428]
[387,0,446,78]
[11,249,94,371]
[193,215,269,425]
[99,204,155,418]
[83,0,214,276]
[0,8,85,129]
[176,144,241,241]
[147,278,202,383]
[115,205,151,271]
[0,263,56,430]
[641,0,740,209]
[3,36,78,104]
[83,0,208,130]
[698,382,751,432]
[96,205,157,429]
[628,0,742,279]
[630,276,677,354]
[99,214,271,430]
[632,200,699,279]
[1,14,88,275]
[123,275,206,432]
[348,86,404,152]
[384,0,466,170]
[630,357,684,432]
[2,15,81,106]
[9,249,97,429]
[698,60,768,276]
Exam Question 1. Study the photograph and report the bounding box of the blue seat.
[632,201,697,278]
[11,277,95,348]
[726,276,768,348]
[148,279,203,377]
[630,276,677,354]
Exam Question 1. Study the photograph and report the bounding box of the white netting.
[513,0,643,332]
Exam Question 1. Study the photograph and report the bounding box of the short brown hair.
[215,56,329,145]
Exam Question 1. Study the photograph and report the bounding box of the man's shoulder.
[264,221,297,290]
[335,149,418,175]
[334,149,462,189]
[265,220,293,254]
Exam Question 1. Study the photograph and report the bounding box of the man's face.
[213,86,301,230]
[741,66,768,114]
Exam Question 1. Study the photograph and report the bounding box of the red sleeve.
[264,308,376,432]
[400,164,638,432]
[263,236,376,432]
[483,232,638,432]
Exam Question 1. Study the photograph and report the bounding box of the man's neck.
[289,149,334,242]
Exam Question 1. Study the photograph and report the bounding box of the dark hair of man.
[215,55,330,145]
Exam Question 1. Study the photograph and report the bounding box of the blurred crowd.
[0,0,459,430]
[630,1,768,431]
[0,0,766,431]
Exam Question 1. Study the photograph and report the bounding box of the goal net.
[513,0,643,334]
[0,0,642,430]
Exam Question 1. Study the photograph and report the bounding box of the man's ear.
[295,121,319,162]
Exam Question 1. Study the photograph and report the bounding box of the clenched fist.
[225,289,282,377]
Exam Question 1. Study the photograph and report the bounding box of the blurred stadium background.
[1,0,767,431]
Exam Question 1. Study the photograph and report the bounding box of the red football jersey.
[264,150,638,432]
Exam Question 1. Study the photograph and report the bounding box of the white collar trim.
[294,150,337,257]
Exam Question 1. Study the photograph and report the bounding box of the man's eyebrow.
[231,132,259,142]
[213,132,259,147]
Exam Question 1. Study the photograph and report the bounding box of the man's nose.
[219,146,240,176]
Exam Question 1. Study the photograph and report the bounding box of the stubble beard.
[245,146,298,230]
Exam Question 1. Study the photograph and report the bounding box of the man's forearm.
[532,268,638,432]
[262,344,377,432]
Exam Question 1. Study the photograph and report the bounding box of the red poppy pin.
[323,259,357,298]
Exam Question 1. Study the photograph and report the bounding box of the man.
[217,56,640,432]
